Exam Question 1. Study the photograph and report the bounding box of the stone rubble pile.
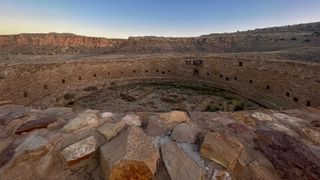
[0,104,320,180]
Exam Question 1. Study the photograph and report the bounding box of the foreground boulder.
[15,117,58,135]
[60,136,98,166]
[146,115,167,136]
[100,126,159,180]
[254,129,320,179]
[121,114,142,127]
[97,120,126,141]
[171,123,201,143]
[200,132,243,170]
[159,111,188,129]
[61,110,99,133]
[13,134,49,163]
[161,142,203,180]
[0,105,29,125]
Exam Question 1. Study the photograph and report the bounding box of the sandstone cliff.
[0,22,320,55]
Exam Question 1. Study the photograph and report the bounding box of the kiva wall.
[0,56,319,109]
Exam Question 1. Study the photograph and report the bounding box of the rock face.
[121,114,142,127]
[159,111,188,129]
[200,132,243,170]
[251,112,273,122]
[97,121,126,141]
[146,115,167,136]
[14,134,49,162]
[60,136,98,166]
[62,110,99,133]
[254,129,320,179]
[161,142,203,180]
[171,123,201,143]
[299,128,320,144]
[15,117,57,135]
[100,126,159,180]
[0,105,28,125]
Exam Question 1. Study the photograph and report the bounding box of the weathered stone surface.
[171,123,201,143]
[227,123,249,133]
[101,112,114,119]
[247,160,281,180]
[299,128,320,144]
[15,117,58,135]
[0,105,29,125]
[200,132,243,170]
[61,110,99,133]
[121,114,142,127]
[231,112,256,126]
[272,112,305,128]
[60,136,98,166]
[146,115,167,136]
[254,129,320,179]
[212,169,231,180]
[100,126,159,180]
[14,134,49,162]
[39,107,73,118]
[161,142,203,180]
[159,111,188,129]
[97,120,126,141]
[251,112,273,122]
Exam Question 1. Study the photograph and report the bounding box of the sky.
[1,0,320,38]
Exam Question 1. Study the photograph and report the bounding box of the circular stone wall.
[0,55,319,111]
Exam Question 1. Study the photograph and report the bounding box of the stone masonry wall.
[0,56,319,109]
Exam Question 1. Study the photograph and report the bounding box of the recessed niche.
[23,91,28,97]
[78,76,82,80]
[239,62,243,66]
[62,79,65,84]
[249,80,253,84]
[306,101,311,106]
[266,85,270,90]
[293,97,298,102]
[286,92,290,97]
[43,84,48,89]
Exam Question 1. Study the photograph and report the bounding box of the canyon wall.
[1,22,320,55]
[0,55,319,109]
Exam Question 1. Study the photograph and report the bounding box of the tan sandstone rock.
[299,128,320,144]
[61,110,99,133]
[251,112,273,122]
[161,142,203,180]
[200,132,243,170]
[159,111,188,129]
[121,114,142,127]
[97,120,126,141]
[14,134,49,163]
[60,136,98,166]
[100,126,159,180]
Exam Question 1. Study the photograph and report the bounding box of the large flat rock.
[200,132,243,170]
[60,136,98,166]
[254,129,320,179]
[97,120,126,141]
[61,110,99,133]
[100,126,159,180]
[161,142,203,180]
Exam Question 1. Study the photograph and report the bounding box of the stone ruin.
[0,22,320,180]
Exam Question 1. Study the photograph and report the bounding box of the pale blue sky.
[1,0,320,38]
